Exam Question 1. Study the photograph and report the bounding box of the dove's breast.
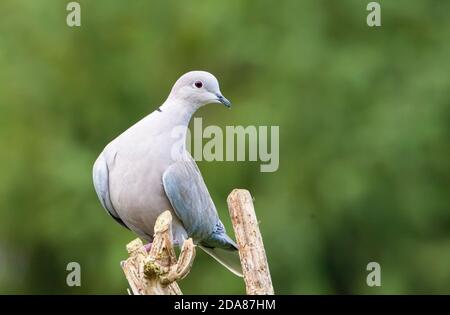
[103,116,188,244]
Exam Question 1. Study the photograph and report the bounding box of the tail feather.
[199,245,243,277]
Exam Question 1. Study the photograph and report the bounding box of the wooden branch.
[121,211,195,295]
[227,189,274,295]
[120,189,273,295]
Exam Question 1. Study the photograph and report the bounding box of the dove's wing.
[162,156,236,250]
[92,153,129,229]
[162,156,242,276]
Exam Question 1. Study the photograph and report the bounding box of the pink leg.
[144,243,152,253]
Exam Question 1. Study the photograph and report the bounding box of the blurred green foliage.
[0,0,449,294]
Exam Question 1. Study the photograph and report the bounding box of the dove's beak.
[216,94,232,108]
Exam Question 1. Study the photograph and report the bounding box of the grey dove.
[92,71,242,276]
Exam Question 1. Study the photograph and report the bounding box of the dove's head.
[167,71,231,109]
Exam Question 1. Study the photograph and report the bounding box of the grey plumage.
[92,154,128,229]
[92,71,241,276]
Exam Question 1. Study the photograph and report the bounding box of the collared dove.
[93,71,242,276]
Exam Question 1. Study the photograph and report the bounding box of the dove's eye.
[194,81,203,89]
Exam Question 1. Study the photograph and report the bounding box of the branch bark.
[227,189,274,295]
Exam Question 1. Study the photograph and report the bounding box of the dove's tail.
[199,245,243,277]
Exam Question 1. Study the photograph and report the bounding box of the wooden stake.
[227,189,274,295]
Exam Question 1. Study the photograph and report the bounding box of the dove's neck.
[153,99,199,158]
[159,98,199,127]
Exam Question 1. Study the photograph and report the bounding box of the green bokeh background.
[0,0,449,294]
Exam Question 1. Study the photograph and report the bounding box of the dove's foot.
[144,243,152,253]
